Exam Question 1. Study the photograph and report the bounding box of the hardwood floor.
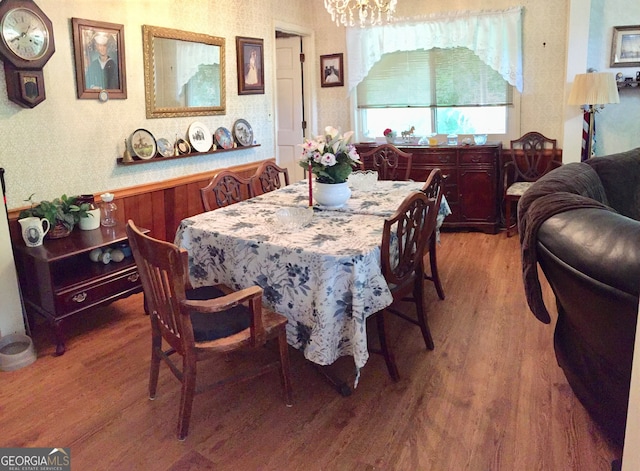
[1,232,621,470]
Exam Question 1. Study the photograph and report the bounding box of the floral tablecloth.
[175,202,394,370]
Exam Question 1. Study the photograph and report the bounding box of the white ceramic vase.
[314,181,352,209]
[79,208,101,231]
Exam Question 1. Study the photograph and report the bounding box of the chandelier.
[324,0,397,28]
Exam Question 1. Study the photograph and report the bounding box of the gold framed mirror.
[142,25,225,119]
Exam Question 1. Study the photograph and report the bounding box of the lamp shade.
[568,72,620,106]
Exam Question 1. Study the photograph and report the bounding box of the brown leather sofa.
[518,148,640,446]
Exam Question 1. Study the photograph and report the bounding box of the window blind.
[357,47,513,109]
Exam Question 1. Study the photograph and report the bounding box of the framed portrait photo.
[71,18,127,99]
[610,25,640,67]
[236,36,264,95]
[320,53,344,88]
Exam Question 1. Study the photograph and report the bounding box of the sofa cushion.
[586,148,640,220]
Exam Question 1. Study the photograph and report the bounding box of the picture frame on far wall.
[71,18,127,99]
[236,36,264,95]
[320,53,344,88]
[610,25,640,67]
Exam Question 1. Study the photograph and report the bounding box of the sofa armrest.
[538,208,640,297]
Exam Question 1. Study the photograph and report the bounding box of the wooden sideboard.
[356,143,502,233]
[13,222,148,355]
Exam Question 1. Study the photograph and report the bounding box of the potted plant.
[19,194,93,239]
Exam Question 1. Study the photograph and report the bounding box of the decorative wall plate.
[176,138,191,155]
[232,119,254,146]
[130,129,157,160]
[188,121,213,153]
[156,138,174,157]
[215,126,233,149]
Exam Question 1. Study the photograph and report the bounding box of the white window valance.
[346,7,523,95]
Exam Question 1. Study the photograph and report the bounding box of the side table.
[12,222,147,355]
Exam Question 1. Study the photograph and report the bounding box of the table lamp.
[567,72,619,160]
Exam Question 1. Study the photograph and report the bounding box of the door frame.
[272,21,318,163]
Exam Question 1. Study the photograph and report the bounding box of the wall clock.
[0,0,55,108]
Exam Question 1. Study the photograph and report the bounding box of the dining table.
[174,179,451,391]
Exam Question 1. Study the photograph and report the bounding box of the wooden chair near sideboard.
[359,144,413,181]
[503,132,561,237]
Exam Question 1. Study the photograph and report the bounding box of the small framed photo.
[236,36,264,95]
[71,18,127,99]
[320,53,344,88]
[610,25,640,67]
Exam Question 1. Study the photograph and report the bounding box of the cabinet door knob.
[127,273,140,283]
[72,292,87,303]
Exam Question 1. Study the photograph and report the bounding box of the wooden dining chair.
[370,191,436,381]
[503,132,560,237]
[359,144,413,181]
[421,168,446,300]
[253,159,290,195]
[200,170,255,211]
[126,220,292,440]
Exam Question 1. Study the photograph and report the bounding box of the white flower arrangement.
[299,126,361,184]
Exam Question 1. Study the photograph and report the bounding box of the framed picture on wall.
[71,18,127,99]
[236,36,264,95]
[610,25,640,67]
[320,53,344,88]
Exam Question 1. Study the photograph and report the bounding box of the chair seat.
[187,286,252,342]
[506,181,533,197]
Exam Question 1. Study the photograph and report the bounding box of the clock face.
[1,7,49,61]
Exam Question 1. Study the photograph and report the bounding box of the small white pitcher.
[18,217,50,247]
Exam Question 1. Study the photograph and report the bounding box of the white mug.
[18,217,50,247]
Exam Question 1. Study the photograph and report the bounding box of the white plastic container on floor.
[0,333,36,371]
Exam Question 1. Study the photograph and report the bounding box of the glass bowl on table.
[348,170,378,191]
[275,207,314,231]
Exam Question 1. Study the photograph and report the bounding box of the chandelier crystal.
[324,0,397,28]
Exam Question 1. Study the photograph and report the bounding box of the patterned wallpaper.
[0,0,610,210]
[0,0,309,209]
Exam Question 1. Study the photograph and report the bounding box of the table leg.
[313,364,352,397]
[52,319,66,356]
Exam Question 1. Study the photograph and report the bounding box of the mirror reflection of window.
[153,37,220,108]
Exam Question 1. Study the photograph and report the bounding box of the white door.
[276,36,305,182]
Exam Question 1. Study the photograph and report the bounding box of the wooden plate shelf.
[117,144,261,166]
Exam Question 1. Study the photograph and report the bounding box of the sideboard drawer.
[413,149,458,165]
[459,150,496,165]
[54,266,141,317]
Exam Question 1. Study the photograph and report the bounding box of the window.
[356,47,514,139]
